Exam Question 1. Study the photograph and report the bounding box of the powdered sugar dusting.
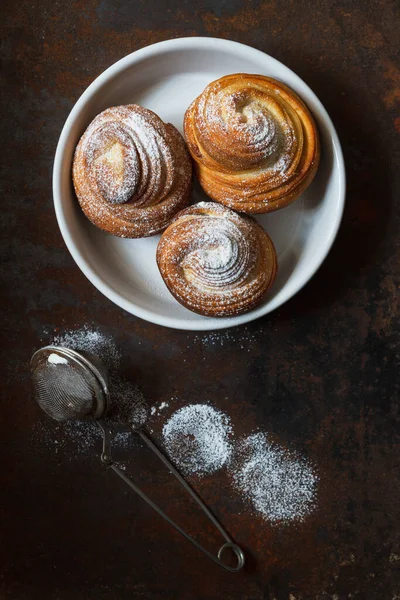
[192,326,258,350]
[150,401,170,416]
[53,325,121,369]
[181,219,252,290]
[83,106,174,208]
[162,404,233,477]
[32,419,137,457]
[194,78,294,178]
[232,432,318,524]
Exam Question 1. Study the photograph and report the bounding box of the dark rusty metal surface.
[1,1,400,598]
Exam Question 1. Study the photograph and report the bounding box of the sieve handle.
[98,422,245,572]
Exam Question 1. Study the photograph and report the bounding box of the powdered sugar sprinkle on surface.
[32,419,136,457]
[232,432,318,524]
[53,325,121,369]
[192,326,258,351]
[150,401,170,416]
[162,404,233,477]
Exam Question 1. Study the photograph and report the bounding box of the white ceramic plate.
[53,37,345,331]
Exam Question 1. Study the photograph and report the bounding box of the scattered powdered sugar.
[32,419,136,457]
[150,401,170,416]
[162,404,233,477]
[232,432,318,524]
[161,405,318,523]
[192,327,258,351]
[106,372,148,429]
[52,325,121,369]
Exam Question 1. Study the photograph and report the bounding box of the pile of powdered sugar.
[160,407,318,524]
[162,404,233,477]
[231,432,318,524]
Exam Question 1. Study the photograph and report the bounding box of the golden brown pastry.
[184,74,320,214]
[72,105,192,238]
[156,202,277,317]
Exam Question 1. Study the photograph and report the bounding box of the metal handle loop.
[97,422,245,572]
[217,542,246,572]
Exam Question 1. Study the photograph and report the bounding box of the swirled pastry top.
[184,74,320,214]
[156,202,277,317]
[72,105,192,238]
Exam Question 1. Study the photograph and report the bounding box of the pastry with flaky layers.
[184,74,319,214]
[72,105,192,238]
[156,202,277,317]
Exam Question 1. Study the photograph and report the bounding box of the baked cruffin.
[156,202,277,317]
[184,74,319,213]
[73,105,192,237]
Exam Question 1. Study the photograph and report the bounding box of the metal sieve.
[30,345,245,572]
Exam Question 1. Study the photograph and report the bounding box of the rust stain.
[359,25,384,49]
[202,1,277,37]
[372,275,399,335]
[381,58,400,109]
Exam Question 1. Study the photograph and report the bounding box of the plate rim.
[52,36,346,331]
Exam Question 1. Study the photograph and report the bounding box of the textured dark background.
[1,1,400,598]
